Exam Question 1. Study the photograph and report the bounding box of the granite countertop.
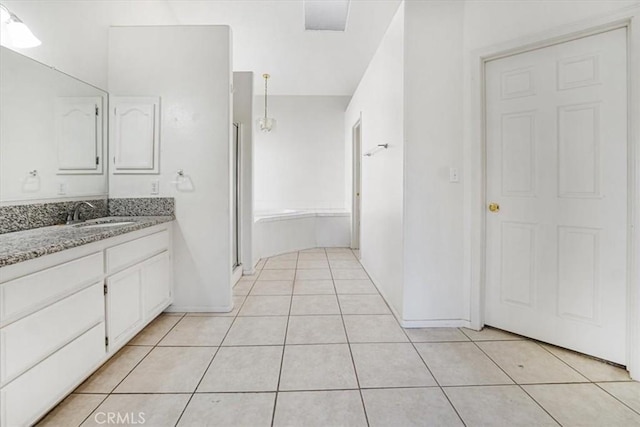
[0,216,174,268]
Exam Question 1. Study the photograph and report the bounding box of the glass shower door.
[232,123,240,269]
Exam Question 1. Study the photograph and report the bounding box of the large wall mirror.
[0,47,108,203]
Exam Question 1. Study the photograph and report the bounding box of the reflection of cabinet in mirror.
[111,96,160,174]
[0,47,108,202]
[55,97,104,174]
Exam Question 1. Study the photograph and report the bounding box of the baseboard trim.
[372,277,404,322]
[165,304,233,313]
[358,259,473,330]
[358,261,405,324]
[401,319,472,328]
[232,265,243,285]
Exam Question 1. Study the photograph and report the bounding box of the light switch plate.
[449,167,460,183]
[150,180,160,195]
[57,182,67,195]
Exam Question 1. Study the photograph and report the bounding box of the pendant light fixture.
[257,73,276,132]
[0,4,41,48]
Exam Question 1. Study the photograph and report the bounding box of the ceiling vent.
[304,0,350,32]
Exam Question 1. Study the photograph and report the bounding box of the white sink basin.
[75,221,135,229]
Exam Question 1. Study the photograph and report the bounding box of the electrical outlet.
[57,182,67,195]
[449,167,460,183]
[150,180,160,195]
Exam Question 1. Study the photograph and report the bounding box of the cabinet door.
[111,96,160,174]
[55,96,104,174]
[106,265,143,351]
[142,251,172,320]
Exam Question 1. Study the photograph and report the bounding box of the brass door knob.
[488,203,500,213]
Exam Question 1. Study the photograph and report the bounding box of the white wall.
[402,0,465,324]
[463,0,639,51]
[345,3,405,317]
[233,71,255,271]
[253,95,350,212]
[0,1,177,89]
[108,26,233,312]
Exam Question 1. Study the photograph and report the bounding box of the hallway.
[40,248,639,426]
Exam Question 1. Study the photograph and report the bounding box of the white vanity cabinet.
[105,230,171,353]
[0,222,173,427]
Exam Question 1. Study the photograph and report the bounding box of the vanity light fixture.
[0,4,41,48]
[257,73,276,132]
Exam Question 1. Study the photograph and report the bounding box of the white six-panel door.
[485,28,628,364]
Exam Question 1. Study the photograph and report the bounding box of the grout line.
[270,250,298,427]
[77,312,188,426]
[95,385,558,395]
[93,380,636,394]
[458,327,476,341]
[221,341,405,347]
[109,312,187,389]
[238,312,339,317]
[393,317,467,426]
[594,383,640,416]
[103,391,200,395]
[139,340,526,348]
[349,256,468,426]
[248,292,380,296]
[536,341,601,381]
[535,340,632,391]
[173,289,251,426]
[470,340,562,426]
[332,248,370,427]
[63,391,109,426]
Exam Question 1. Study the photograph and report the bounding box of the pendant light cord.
[263,73,269,120]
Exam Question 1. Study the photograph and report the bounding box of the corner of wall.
[401,0,466,323]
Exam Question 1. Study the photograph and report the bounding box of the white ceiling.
[3,0,401,96]
[164,0,402,95]
[304,0,351,31]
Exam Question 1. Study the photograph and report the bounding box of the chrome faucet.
[66,201,96,225]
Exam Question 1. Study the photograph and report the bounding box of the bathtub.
[254,209,313,221]
[254,209,351,260]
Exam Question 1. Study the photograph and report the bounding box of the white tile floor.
[39,248,640,426]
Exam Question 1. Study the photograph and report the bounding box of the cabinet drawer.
[0,322,105,427]
[0,252,103,324]
[106,230,169,274]
[0,283,104,387]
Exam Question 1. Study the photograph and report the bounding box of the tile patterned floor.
[39,248,640,426]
